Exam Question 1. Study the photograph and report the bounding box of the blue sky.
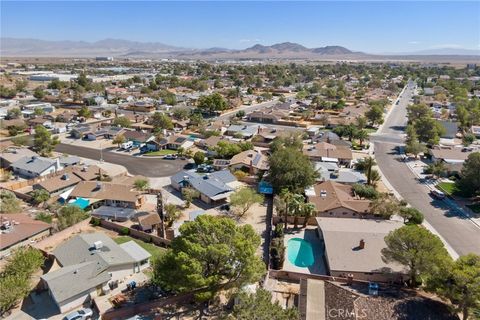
[1,1,479,53]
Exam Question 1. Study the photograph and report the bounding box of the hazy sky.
[1,1,479,53]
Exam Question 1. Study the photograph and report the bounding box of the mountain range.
[1,38,479,60]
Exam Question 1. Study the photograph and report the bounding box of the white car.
[63,308,93,320]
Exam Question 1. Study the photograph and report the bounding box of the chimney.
[359,239,365,249]
[55,158,61,170]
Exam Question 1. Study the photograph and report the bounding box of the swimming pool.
[287,238,315,268]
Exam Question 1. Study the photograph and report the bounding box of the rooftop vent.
[320,190,327,197]
[61,174,69,181]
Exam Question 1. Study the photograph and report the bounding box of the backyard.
[114,236,167,259]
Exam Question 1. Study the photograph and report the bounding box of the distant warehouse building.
[96,56,114,61]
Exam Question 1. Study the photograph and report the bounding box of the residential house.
[316,217,407,282]
[436,120,458,139]
[171,170,237,204]
[70,124,91,139]
[58,156,82,167]
[225,124,260,139]
[0,214,51,258]
[41,233,151,313]
[103,126,126,139]
[299,279,457,320]
[303,142,353,166]
[229,150,269,174]
[11,156,62,178]
[69,181,144,209]
[306,180,371,218]
[28,117,53,129]
[0,147,39,169]
[146,134,193,151]
[123,130,154,146]
[33,173,82,196]
[23,102,55,114]
[91,206,137,222]
[430,146,477,164]
[315,162,367,184]
[247,108,289,124]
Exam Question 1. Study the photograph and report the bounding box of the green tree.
[182,187,199,208]
[0,247,44,314]
[0,190,22,213]
[112,116,131,128]
[35,212,53,224]
[357,157,378,186]
[428,254,480,320]
[230,188,264,217]
[405,125,426,158]
[456,152,480,197]
[134,178,149,191]
[369,194,401,219]
[11,135,28,146]
[6,108,21,119]
[33,125,59,156]
[77,106,92,118]
[33,87,45,99]
[31,189,50,206]
[382,225,451,287]
[15,79,28,92]
[399,207,424,225]
[197,92,228,114]
[193,151,205,165]
[112,134,126,147]
[355,129,369,147]
[33,107,45,116]
[233,288,299,320]
[56,205,88,231]
[365,104,384,126]
[151,112,173,131]
[164,203,181,228]
[152,215,265,301]
[462,134,476,147]
[427,161,447,179]
[268,147,317,193]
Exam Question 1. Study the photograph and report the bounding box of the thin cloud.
[408,41,420,45]
[239,39,261,43]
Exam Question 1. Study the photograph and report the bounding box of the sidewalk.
[404,158,480,229]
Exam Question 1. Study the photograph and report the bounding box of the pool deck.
[283,227,327,275]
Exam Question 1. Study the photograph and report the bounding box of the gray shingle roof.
[171,170,236,199]
[11,156,56,174]
[41,261,110,304]
[53,232,135,268]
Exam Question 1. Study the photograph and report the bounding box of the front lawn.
[114,236,166,259]
[144,149,177,156]
[436,182,459,196]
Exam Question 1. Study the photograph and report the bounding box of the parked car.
[63,308,93,320]
[163,154,177,160]
[430,189,446,200]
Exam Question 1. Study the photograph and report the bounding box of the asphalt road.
[56,143,187,177]
[371,82,480,256]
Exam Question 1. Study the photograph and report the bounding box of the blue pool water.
[69,197,90,209]
[287,238,315,268]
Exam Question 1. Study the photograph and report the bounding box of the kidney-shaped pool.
[287,237,315,268]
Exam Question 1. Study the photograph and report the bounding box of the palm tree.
[302,203,316,228]
[362,157,377,186]
[280,189,295,229]
[355,129,369,148]
[290,194,305,229]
